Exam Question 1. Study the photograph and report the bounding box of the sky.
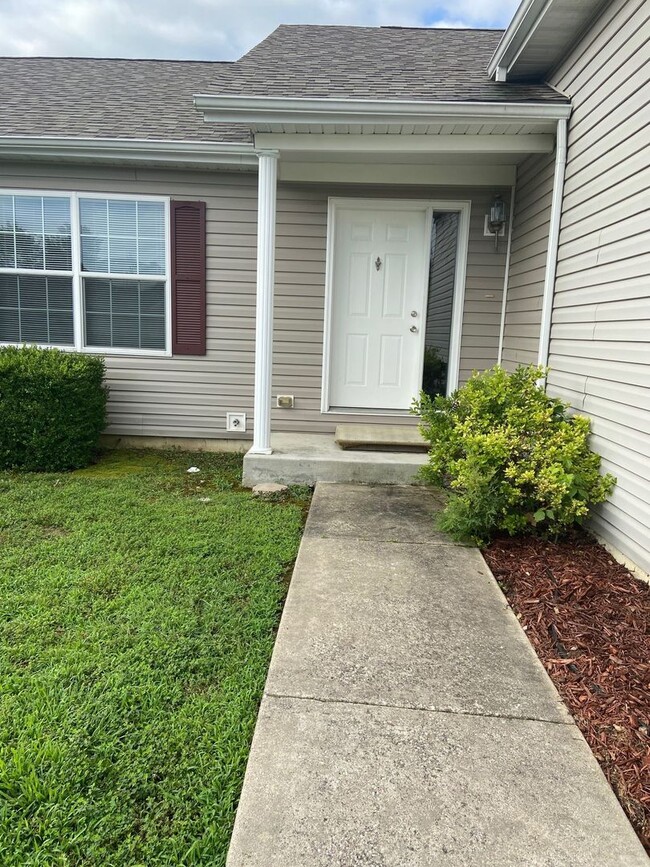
[0,0,520,60]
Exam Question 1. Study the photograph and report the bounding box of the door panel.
[329,206,429,410]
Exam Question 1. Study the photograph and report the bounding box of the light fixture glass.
[488,194,506,250]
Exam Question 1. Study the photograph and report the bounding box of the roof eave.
[0,135,256,166]
[194,94,572,128]
[487,0,549,80]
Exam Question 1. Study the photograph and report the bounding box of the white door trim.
[321,197,471,414]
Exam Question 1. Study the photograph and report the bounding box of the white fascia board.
[0,136,257,167]
[255,133,555,154]
[487,0,553,79]
[194,94,572,126]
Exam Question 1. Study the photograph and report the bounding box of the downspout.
[497,183,517,365]
[537,117,568,381]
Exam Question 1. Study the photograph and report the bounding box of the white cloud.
[0,0,519,60]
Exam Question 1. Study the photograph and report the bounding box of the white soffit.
[488,0,606,80]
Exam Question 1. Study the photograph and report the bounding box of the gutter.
[194,94,572,127]
[0,136,257,167]
[537,117,568,376]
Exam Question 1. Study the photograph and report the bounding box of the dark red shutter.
[171,200,206,355]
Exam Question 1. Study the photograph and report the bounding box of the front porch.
[242,428,428,487]
[193,95,570,481]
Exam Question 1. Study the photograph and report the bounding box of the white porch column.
[250,149,279,454]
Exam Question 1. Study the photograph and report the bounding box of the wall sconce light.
[488,194,506,251]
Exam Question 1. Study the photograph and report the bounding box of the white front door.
[328,204,429,411]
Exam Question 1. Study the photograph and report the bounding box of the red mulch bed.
[482,531,650,853]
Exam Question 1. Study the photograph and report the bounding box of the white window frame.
[0,188,171,357]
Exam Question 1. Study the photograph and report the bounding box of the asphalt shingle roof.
[222,25,566,103]
[0,26,567,145]
[0,57,251,143]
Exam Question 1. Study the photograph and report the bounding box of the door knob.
[410,325,418,333]
[411,310,418,317]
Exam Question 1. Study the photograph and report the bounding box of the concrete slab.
[304,481,449,543]
[228,696,647,867]
[266,537,571,722]
[335,422,428,451]
[242,433,427,487]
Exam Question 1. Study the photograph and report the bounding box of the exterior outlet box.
[226,412,246,433]
[277,394,295,409]
[483,215,506,237]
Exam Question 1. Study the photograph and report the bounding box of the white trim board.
[256,133,555,154]
[279,162,517,187]
[0,136,257,168]
[195,94,572,126]
[321,197,471,414]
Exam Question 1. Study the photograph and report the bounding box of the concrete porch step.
[242,433,428,487]
[334,423,428,451]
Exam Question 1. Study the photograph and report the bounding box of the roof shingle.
[0,26,566,145]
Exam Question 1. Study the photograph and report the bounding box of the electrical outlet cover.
[226,412,246,433]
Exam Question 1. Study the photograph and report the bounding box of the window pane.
[109,237,137,274]
[83,278,165,350]
[137,201,164,236]
[45,235,72,271]
[43,197,71,234]
[14,196,43,234]
[108,200,136,236]
[0,195,72,273]
[79,199,107,235]
[81,236,109,272]
[47,276,74,309]
[0,274,74,346]
[138,238,165,275]
[0,232,15,268]
[0,196,13,230]
[19,275,47,309]
[80,197,165,277]
[16,233,44,269]
[0,308,20,342]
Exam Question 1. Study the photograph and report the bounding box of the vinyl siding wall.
[0,161,258,443]
[503,0,650,573]
[501,152,554,369]
[1,165,509,439]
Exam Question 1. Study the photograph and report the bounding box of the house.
[0,0,647,573]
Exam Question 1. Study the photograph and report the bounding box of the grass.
[0,449,310,866]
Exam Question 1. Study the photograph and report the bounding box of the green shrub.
[414,364,615,545]
[0,346,107,471]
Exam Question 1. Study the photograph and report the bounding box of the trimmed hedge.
[0,346,108,471]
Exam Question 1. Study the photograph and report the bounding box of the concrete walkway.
[227,484,648,867]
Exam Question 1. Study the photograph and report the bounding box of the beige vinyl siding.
[0,164,510,441]
[502,0,650,573]
[0,161,258,442]
[272,183,510,434]
[546,0,650,574]
[501,151,554,370]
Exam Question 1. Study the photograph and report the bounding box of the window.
[0,191,170,355]
[0,194,74,345]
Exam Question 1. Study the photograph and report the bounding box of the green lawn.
[0,450,309,866]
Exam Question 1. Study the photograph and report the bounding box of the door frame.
[321,196,471,414]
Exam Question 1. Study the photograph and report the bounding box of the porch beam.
[250,149,279,455]
[255,133,555,154]
[279,161,517,186]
